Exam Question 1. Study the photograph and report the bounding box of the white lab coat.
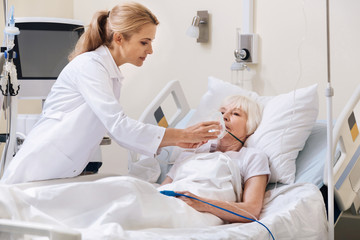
[1,45,165,184]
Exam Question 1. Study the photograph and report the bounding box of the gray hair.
[220,95,263,136]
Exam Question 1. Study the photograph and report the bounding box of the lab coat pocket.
[42,110,66,121]
[40,144,77,179]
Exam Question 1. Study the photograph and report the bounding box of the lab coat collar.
[95,45,124,83]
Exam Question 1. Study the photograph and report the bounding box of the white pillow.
[189,76,319,184]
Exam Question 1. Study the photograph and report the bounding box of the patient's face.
[219,105,248,143]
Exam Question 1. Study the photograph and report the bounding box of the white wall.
[1,0,359,175]
[256,0,360,119]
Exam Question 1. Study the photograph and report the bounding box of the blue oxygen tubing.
[160,190,275,240]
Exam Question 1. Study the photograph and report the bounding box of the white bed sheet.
[123,182,328,240]
[0,175,327,240]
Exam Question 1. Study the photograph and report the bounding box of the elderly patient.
[158,95,270,223]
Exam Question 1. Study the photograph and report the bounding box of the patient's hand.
[176,191,208,212]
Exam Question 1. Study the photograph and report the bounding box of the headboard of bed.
[138,80,191,128]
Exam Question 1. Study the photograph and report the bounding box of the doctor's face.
[114,23,157,67]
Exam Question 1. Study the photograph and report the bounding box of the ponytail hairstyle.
[68,2,159,61]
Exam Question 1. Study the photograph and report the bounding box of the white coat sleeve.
[75,57,165,157]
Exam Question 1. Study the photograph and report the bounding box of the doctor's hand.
[160,121,220,149]
[178,121,220,148]
[175,141,207,149]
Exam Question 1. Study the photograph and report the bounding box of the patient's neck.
[216,140,242,152]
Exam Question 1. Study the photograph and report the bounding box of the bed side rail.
[0,219,81,240]
[128,80,190,177]
[138,80,190,128]
[329,84,360,213]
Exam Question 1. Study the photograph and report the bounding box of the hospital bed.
[0,77,359,240]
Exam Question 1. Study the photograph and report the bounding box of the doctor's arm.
[159,121,220,148]
[177,174,268,223]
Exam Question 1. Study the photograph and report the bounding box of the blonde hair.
[220,95,263,136]
[69,2,159,61]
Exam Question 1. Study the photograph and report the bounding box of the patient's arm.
[160,176,173,186]
[177,174,268,223]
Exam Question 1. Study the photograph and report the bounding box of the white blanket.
[0,152,239,233]
[0,176,224,230]
[0,178,327,240]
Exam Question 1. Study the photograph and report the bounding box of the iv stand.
[325,0,334,239]
[0,1,20,178]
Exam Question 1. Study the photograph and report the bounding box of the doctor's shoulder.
[69,49,103,66]
[64,50,108,76]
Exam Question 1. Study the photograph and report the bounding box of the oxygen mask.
[209,111,226,140]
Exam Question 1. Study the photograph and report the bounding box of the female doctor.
[1,2,220,184]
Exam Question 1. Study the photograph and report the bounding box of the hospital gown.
[159,141,270,202]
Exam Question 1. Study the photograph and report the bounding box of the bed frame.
[328,84,360,217]
[132,80,360,218]
[1,80,360,239]
[0,219,81,240]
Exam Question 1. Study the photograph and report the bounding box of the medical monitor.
[13,17,84,99]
